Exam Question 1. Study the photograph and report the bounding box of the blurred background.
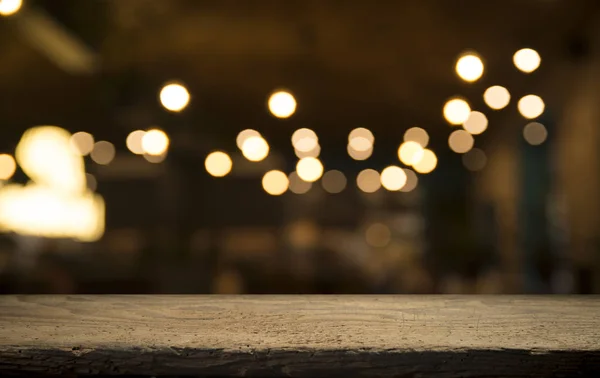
[0,0,599,294]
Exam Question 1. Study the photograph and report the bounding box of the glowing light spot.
[348,144,373,161]
[90,141,115,165]
[0,154,16,180]
[144,152,167,164]
[380,166,407,191]
[296,157,323,183]
[0,0,22,16]
[455,53,484,82]
[413,149,438,174]
[262,170,289,195]
[292,128,318,152]
[443,98,471,125]
[236,129,261,150]
[268,90,296,118]
[241,136,269,162]
[448,130,474,154]
[348,128,374,151]
[205,151,232,177]
[322,170,347,194]
[126,130,146,155]
[288,172,312,194]
[401,169,418,192]
[295,144,320,158]
[398,141,424,166]
[142,129,170,156]
[463,111,488,135]
[462,148,487,171]
[483,86,511,110]
[404,127,429,147]
[69,132,94,156]
[356,169,381,193]
[513,48,541,73]
[518,95,545,119]
[523,122,548,145]
[159,82,190,112]
[86,173,97,192]
[365,223,391,247]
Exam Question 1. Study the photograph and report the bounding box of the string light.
[126,130,146,155]
[403,127,429,147]
[398,141,424,166]
[483,86,511,110]
[518,95,545,119]
[455,53,484,82]
[159,82,190,112]
[268,90,296,118]
[241,136,269,162]
[142,129,170,156]
[0,0,22,16]
[513,48,541,73]
[443,98,471,125]
[262,170,289,195]
[205,151,233,177]
[463,111,488,135]
[380,166,407,191]
[296,157,323,182]
[413,149,437,174]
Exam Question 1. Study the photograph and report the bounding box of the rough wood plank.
[0,295,599,377]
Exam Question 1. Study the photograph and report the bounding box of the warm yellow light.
[288,172,312,194]
[0,0,22,16]
[296,157,323,182]
[462,148,487,171]
[348,128,374,151]
[523,122,548,146]
[413,149,438,174]
[483,86,510,110]
[262,170,289,195]
[455,53,484,82]
[356,169,381,193]
[69,132,94,156]
[401,169,418,192]
[443,98,471,125]
[404,127,429,147]
[0,154,16,181]
[126,130,146,155]
[90,141,115,165]
[205,151,232,177]
[347,144,372,161]
[322,170,347,194]
[292,128,318,152]
[380,166,407,191]
[513,48,541,73]
[268,90,296,118]
[159,82,190,112]
[518,95,545,119]
[236,129,261,150]
[448,130,474,153]
[365,223,391,248]
[463,111,488,135]
[86,173,97,192]
[398,141,424,166]
[144,152,167,164]
[142,129,170,156]
[295,144,320,158]
[241,136,269,162]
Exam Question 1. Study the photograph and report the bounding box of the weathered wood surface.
[0,295,599,377]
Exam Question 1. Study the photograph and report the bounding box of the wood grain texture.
[0,295,599,377]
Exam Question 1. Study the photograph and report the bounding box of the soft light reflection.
[518,95,545,119]
[347,144,373,160]
[356,169,381,193]
[0,154,16,181]
[400,169,418,192]
[443,98,471,125]
[90,141,116,165]
[380,166,407,191]
[296,157,323,182]
[126,130,146,155]
[159,82,190,112]
[268,90,296,118]
[236,129,261,150]
[142,129,170,156]
[413,149,438,174]
[365,223,391,248]
[455,53,484,82]
[0,0,22,16]
[144,152,167,164]
[448,130,474,153]
[462,148,487,171]
[262,170,289,195]
[483,86,511,110]
[69,132,94,156]
[463,111,488,135]
[292,128,318,152]
[288,172,312,194]
[205,151,232,177]
[523,122,548,145]
[241,136,269,162]
[404,127,429,147]
[322,170,347,194]
[398,141,424,166]
[513,48,541,73]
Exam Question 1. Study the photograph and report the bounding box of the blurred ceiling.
[0,0,598,153]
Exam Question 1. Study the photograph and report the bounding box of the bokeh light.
[322,170,347,194]
[126,130,146,155]
[142,129,170,156]
[204,151,233,177]
[413,149,437,174]
[296,157,323,182]
[0,0,22,16]
[513,48,541,73]
[268,90,296,118]
[380,166,407,191]
[448,130,474,154]
[398,141,424,166]
[295,144,320,158]
[356,169,381,193]
[365,223,391,248]
[455,53,484,82]
[518,95,545,119]
[69,132,94,156]
[462,148,487,171]
[236,129,261,150]
[241,136,269,162]
[144,152,167,164]
[463,111,488,135]
[292,128,318,152]
[86,173,97,192]
[483,85,511,110]
[443,98,471,125]
[0,154,16,180]
[348,128,374,151]
[347,144,373,161]
[404,127,429,147]
[159,82,190,112]
[400,169,418,192]
[90,141,116,165]
[262,170,289,195]
[288,172,312,194]
[523,122,548,146]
